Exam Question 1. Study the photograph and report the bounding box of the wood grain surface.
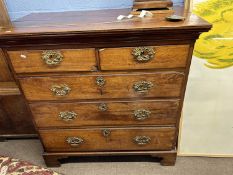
[100,45,190,70]
[0,0,12,28]
[0,8,211,48]
[39,127,176,152]
[0,95,36,135]
[0,49,13,81]
[8,49,96,73]
[30,99,180,128]
[133,0,173,9]
[0,8,210,36]
[19,71,184,101]
[0,82,20,95]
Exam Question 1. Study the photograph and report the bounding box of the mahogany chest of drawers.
[0,8,211,167]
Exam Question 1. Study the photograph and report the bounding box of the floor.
[0,139,233,175]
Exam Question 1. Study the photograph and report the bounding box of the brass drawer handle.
[132,47,155,62]
[50,84,71,96]
[102,129,111,137]
[133,109,151,121]
[42,50,63,65]
[134,136,151,145]
[96,76,105,87]
[59,111,77,121]
[98,103,108,111]
[133,81,154,93]
[66,137,84,147]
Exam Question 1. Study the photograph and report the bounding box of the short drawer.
[19,72,184,101]
[39,127,176,152]
[30,99,180,127]
[99,45,190,70]
[8,49,96,73]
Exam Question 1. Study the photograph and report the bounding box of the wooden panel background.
[0,0,11,28]
[0,95,36,136]
[0,49,13,81]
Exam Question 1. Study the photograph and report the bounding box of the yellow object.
[193,0,233,69]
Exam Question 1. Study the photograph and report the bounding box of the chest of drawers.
[0,8,211,167]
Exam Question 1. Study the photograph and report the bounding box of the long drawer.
[19,72,184,101]
[39,127,176,152]
[8,49,97,73]
[99,45,190,70]
[30,99,180,127]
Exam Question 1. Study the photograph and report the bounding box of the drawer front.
[30,100,180,127]
[20,72,184,101]
[99,45,190,70]
[39,127,176,152]
[8,49,96,73]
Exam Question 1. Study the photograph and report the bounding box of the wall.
[5,0,184,20]
[179,0,233,156]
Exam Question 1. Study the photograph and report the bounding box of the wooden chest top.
[0,8,211,48]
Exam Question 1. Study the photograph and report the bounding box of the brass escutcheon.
[59,111,77,121]
[102,129,111,137]
[41,50,63,65]
[132,47,155,62]
[96,76,105,87]
[134,136,151,145]
[66,137,84,147]
[50,84,71,96]
[98,103,108,112]
[133,81,154,93]
[133,109,151,121]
